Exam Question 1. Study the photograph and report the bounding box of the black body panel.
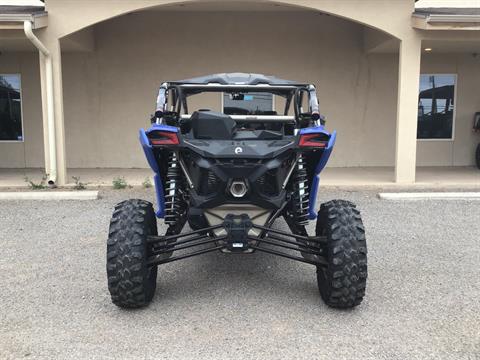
[181,137,296,159]
[181,149,295,210]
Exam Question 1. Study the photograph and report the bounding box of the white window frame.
[0,73,24,143]
[417,73,457,142]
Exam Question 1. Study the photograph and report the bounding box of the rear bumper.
[146,214,328,267]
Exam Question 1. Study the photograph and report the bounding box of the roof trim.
[169,72,308,86]
[425,14,480,23]
[412,9,480,30]
[0,6,47,29]
[0,5,44,14]
[415,8,480,16]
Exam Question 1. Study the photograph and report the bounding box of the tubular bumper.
[146,215,327,267]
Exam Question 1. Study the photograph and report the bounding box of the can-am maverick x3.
[107,73,367,309]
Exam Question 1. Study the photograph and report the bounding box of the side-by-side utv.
[106,73,367,309]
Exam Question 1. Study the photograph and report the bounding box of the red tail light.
[149,131,179,145]
[299,133,328,148]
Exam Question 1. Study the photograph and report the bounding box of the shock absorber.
[292,153,309,226]
[164,152,185,226]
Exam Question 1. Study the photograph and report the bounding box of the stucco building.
[0,0,479,185]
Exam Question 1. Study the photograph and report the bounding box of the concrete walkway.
[0,166,479,189]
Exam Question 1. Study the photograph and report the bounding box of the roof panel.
[170,72,307,86]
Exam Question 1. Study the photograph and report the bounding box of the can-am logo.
[234,147,243,155]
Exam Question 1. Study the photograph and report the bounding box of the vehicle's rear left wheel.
[107,199,158,308]
[316,200,367,308]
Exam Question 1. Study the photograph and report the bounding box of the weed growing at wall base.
[142,177,152,188]
[72,176,87,190]
[24,174,48,190]
[112,177,129,190]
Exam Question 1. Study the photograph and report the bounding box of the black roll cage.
[155,83,320,122]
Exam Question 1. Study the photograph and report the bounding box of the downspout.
[24,20,57,185]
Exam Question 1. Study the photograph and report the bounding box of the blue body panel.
[152,173,165,218]
[299,126,337,220]
[298,125,330,136]
[146,123,179,134]
[139,124,178,218]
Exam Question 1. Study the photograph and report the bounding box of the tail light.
[148,131,179,145]
[299,133,329,148]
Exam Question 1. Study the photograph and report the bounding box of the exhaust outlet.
[230,180,247,198]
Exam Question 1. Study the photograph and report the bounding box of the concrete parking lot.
[1,188,479,360]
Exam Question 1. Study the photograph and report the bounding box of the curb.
[0,191,99,201]
[378,192,480,200]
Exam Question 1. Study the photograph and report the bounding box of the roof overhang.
[0,6,47,29]
[413,8,480,30]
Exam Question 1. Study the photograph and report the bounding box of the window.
[223,92,274,115]
[0,74,23,141]
[417,74,456,140]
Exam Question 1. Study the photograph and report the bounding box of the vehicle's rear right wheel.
[315,200,367,308]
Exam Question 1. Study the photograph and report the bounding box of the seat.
[191,110,236,140]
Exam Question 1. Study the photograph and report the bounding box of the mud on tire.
[107,199,158,308]
[316,200,367,308]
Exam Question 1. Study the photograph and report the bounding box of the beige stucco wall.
[1,3,478,170]
[59,11,399,168]
[0,52,44,168]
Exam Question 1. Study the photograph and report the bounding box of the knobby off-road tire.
[107,199,158,308]
[316,200,367,308]
[476,143,480,169]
